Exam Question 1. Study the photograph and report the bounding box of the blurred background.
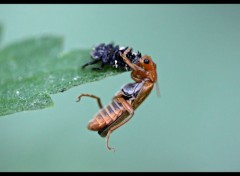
[0,4,240,172]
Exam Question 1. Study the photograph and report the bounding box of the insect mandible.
[77,47,160,151]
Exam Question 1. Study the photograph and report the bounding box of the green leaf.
[0,36,125,117]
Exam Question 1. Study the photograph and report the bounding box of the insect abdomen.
[87,100,124,131]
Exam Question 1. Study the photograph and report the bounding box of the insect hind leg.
[106,97,134,152]
[76,93,103,109]
[106,114,133,152]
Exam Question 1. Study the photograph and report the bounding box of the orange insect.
[77,48,159,151]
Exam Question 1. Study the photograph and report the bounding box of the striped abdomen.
[87,100,125,131]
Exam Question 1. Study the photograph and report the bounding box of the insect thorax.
[121,81,145,101]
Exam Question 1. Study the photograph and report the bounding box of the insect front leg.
[76,93,103,109]
[92,62,105,71]
[131,71,144,83]
[120,49,143,72]
[81,60,100,69]
[106,96,134,152]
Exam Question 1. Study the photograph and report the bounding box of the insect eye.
[144,59,149,64]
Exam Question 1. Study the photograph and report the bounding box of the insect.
[81,43,142,71]
[77,47,159,151]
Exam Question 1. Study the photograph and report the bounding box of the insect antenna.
[156,80,160,97]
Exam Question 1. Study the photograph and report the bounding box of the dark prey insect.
[77,48,160,151]
[81,43,142,71]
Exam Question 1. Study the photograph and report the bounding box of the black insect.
[82,43,142,71]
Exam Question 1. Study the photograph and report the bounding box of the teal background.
[0,4,240,172]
